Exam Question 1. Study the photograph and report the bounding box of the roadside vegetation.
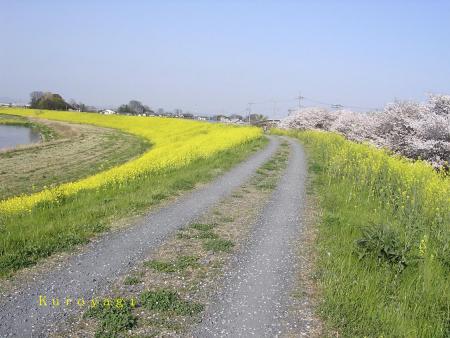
[0,109,262,277]
[274,129,449,337]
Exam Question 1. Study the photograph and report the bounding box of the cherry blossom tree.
[279,94,450,168]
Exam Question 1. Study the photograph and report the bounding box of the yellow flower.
[419,235,428,257]
[0,109,261,214]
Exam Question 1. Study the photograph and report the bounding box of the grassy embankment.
[0,114,149,199]
[274,129,449,338]
[0,109,262,277]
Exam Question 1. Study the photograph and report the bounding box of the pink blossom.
[279,94,450,168]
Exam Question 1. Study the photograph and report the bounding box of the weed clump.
[356,223,409,271]
[145,256,199,273]
[203,238,234,252]
[190,223,215,231]
[84,299,136,338]
[124,276,141,285]
[140,289,203,316]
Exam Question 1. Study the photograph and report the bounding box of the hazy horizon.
[1,0,450,118]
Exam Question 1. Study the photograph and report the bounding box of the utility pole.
[247,102,254,124]
[296,92,304,111]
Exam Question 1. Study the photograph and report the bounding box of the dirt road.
[0,137,280,336]
[193,137,307,337]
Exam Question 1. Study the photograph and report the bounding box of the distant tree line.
[69,99,97,112]
[117,100,154,115]
[30,91,71,110]
[29,91,97,112]
[27,91,268,124]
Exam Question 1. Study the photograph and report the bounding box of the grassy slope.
[0,136,267,277]
[273,129,449,338]
[0,116,149,200]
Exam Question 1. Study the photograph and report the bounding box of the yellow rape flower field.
[0,108,262,276]
[0,109,261,215]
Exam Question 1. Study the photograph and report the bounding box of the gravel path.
[193,137,307,337]
[0,137,279,337]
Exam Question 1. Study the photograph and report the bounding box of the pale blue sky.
[1,0,450,117]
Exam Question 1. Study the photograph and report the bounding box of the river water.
[0,125,41,150]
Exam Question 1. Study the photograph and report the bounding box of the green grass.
[84,298,137,338]
[144,256,200,273]
[315,186,448,337]
[195,231,219,239]
[140,289,203,316]
[190,223,215,231]
[187,221,235,253]
[0,137,267,277]
[253,141,289,191]
[84,290,203,337]
[124,276,141,285]
[203,238,234,252]
[275,129,450,338]
[177,222,219,240]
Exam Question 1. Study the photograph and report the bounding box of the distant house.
[181,113,194,119]
[218,116,231,123]
[254,119,280,128]
[135,110,155,117]
[230,118,244,124]
[100,109,117,115]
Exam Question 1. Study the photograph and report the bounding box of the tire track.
[193,137,307,337]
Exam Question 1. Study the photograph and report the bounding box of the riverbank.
[0,117,149,200]
[0,113,57,141]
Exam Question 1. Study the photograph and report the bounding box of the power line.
[247,94,381,112]
[301,96,380,111]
